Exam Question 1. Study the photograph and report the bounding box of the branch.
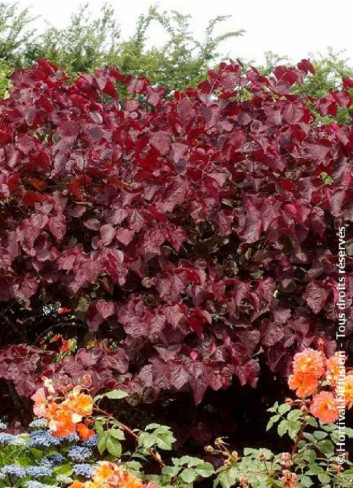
[95,406,165,468]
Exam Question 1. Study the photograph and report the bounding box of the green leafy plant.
[0,1,243,90]
[160,456,214,487]
[266,401,353,488]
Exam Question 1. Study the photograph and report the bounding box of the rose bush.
[0,349,352,488]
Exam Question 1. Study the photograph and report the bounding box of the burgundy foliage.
[0,58,352,404]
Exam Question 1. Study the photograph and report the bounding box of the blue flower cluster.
[8,436,26,446]
[26,481,52,488]
[29,418,48,430]
[56,474,73,485]
[59,431,79,443]
[28,430,60,448]
[68,446,92,462]
[73,463,95,478]
[25,466,53,478]
[82,434,98,447]
[1,464,27,478]
[38,458,52,468]
[0,433,17,445]
[0,421,99,486]
[48,453,66,466]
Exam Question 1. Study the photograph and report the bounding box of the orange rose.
[345,373,353,409]
[288,371,318,398]
[49,407,76,437]
[70,462,149,488]
[292,348,325,378]
[310,391,338,423]
[93,461,117,483]
[325,354,341,386]
[77,422,95,441]
[92,462,146,488]
[119,472,144,488]
[31,388,48,418]
[65,388,93,417]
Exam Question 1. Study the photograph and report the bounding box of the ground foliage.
[0,358,353,488]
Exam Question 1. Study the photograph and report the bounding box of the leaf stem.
[94,405,165,467]
[291,420,307,456]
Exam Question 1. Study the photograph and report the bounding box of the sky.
[13,0,353,65]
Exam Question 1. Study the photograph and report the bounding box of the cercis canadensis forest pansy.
[0,56,352,487]
[0,58,351,408]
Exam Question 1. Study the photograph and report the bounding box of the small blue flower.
[39,458,52,468]
[48,453,66,466]
[29,418,48,430]
[0,433,26,446]
[26,466,53,478]
[26,481,52,488]
[0,433,16,445]
[1,464,26,478]
[56,474,73,485]
[59,431,79,443]
[73,463,95,478]
[82,434,98,447]
[9,436,26,446]
[68,446,92,462]
[28,430,59,448]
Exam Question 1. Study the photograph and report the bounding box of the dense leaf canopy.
[0,59,351,405]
